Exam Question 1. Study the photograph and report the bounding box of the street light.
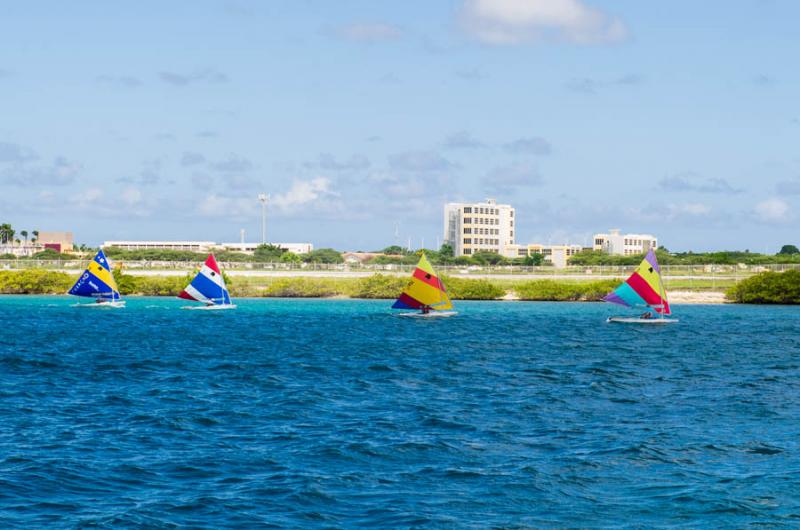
[257,193,269,244]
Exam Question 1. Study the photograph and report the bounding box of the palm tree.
[32,230,39,245]
[20,230,28,244]
[0,224,11,244]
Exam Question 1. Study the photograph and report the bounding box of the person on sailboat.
[421,305,431,315]
[640,311,653,319]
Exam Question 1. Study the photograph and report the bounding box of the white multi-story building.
[444,198,516,257]
[593,229,658,256]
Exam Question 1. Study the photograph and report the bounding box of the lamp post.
[257,193,269,245]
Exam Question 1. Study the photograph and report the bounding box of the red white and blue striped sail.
[178,254,232,306]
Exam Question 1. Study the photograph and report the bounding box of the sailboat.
[603,248,678,324]
[392,253,456,318]
[178,254,236,310]
[68,249,125,308]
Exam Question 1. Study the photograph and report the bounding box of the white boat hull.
[72,300,126,309]
[181,304,237,311]
[607,316,678,324]
[398,311,458,318]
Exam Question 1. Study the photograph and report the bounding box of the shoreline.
[0,292,729,304]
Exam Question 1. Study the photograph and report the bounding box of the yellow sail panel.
[634,257,662,296]
[87,260,118,292]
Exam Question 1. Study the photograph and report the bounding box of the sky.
[1,0,798,252]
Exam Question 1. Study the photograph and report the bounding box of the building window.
[463,228,471,234]
[464,218,471,224]
[464,249,472,255]
[464,207,472,213]
[463,238,471,244]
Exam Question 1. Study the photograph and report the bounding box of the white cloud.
[388,150,455,172]
[272,177,337,211]
[121,187,143,206]
[69,187,104,208]
[754,198,790,223]
[460,0,627,45]
[482,163,543,193]
[672,202,711,216]
[196,194,256,219]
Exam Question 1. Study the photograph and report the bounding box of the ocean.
[1,296,799,527]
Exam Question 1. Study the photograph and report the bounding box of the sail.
[178,254,231,305]
[603,249,671,315]
[68,249,121,300]
[392,253,453,311]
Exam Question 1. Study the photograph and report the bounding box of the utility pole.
[257,193,269,245]
[240,229,245,245]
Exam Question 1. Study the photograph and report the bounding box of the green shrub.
[262,277,349,297]
[513,279,618,301]
[350,274,407,299]
[726,270,800,304]
[443,276,505,300]
[0,270,74,293]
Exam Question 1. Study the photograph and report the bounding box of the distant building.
[102,241,313,255]
[444,198,516,257]
[526,244,584,268]
[37,231,74,252]
[504,243,584,268]
[103,241,217,252]
[341,252,383,264]
[220,242,312,255]
[593,229,657,256]
[0,243,43,257]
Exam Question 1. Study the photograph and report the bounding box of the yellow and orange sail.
[392,254,453,311]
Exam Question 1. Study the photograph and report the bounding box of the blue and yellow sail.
[603,249,670,315]
[392,253,453,311]
[68,249,121,301]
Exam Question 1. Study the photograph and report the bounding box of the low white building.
[220,242,313,255]
[0,243,44,257]
[103,241,217,252]
[593,229,658,256]
[505,243,584,268]
[103,241,313,255]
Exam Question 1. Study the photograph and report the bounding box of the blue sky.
[1,0,798,252]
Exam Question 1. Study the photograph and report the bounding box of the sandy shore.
[497,290,726,304]
[667,291,727,304]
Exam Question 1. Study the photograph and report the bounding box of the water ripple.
[1,296,799,527]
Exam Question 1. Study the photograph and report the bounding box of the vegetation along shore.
[1,269,797,304]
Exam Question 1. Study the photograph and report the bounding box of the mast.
[657,258,666,319]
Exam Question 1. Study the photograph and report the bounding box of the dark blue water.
[1,296,799,528]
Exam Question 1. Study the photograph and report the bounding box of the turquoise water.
[1,296,799,527]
